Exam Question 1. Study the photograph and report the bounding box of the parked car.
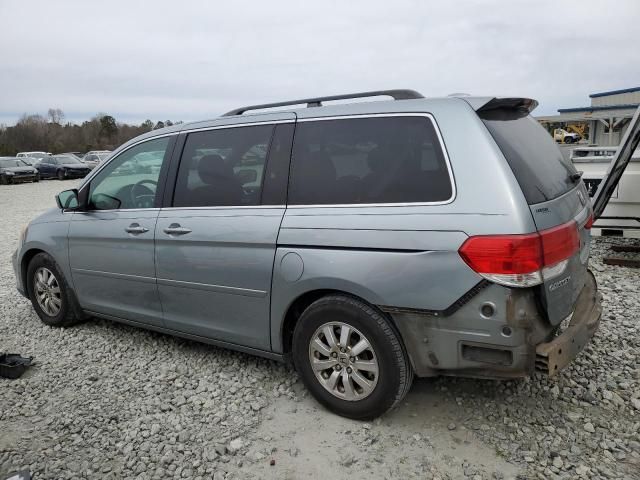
[13,90,602,419]
[83,150,112,159]
[35,154,91,180]
[0,157,39,184]
[17,151,52,160]
[18,157,39,166]
[82,151,111,169]
[570,146,640,233]
[62,152,86,162]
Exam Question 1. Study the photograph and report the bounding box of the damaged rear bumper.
[389,270,602,379]
[535,271,602,375]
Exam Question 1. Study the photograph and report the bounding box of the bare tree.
[0,112,180,155]
[47,108,65,124]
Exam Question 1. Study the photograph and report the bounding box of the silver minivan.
[13,90,602,419]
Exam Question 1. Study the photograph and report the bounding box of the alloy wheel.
[34,267,62,316]
[308,322,379,401]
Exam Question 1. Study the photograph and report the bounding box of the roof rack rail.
[222,89,424,116]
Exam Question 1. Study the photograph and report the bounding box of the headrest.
[197,154,233,184]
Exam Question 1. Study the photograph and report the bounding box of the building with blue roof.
[537,87,640,146]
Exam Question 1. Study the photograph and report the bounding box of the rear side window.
[173,125,274,207]
[480,110,577,204]
[288,116,452,205]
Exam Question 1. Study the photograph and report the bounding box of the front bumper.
[535,271,602,375]
[6,174,37,183]
[12,248,26,297]
[64,170,90,178]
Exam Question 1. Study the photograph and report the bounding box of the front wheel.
[564,136,574,144]
[27,253,80,327]
[57,170,65,180]
[292,295,413,419]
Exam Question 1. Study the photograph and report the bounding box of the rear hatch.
[478,100,592,325]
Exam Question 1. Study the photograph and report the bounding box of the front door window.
[89,137,170,210]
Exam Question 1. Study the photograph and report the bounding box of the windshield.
[0,159,28,168]
[54,155,83,164]
[96,153,111,161]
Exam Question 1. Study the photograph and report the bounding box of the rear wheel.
[292,295,413,419]
[0,175,7,185]
[33,174,40,183]
[27,253,80,327]
[57,170,65,180]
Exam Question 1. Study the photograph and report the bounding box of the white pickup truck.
[571,146,640,236]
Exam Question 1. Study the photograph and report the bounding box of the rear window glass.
[288,116,452,205]
[480,110,577,204]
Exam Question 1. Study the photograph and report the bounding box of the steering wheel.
[130,179,158,208]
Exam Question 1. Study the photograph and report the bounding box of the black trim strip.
[379,280,490,318]
[278,243,424,254]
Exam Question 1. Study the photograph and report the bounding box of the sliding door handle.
[125,223,149,234]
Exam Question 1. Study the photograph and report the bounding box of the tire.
[57,170,65,180]
[292,294,413,420]
[26,253,80,328]
[33,174,40,183]
[0,175,7,185]
[564,136,574,144]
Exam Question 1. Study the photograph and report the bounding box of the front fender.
[18,217,72,293]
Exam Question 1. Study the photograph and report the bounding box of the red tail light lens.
[584,211,594,229]
[540,221,580,266]
[458,234,542,275]
[459,220,579,287]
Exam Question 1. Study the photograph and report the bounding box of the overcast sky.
[0,0,638,126]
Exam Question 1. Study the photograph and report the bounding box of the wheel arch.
[279,288,403,356]
[21,246,87,321]
[21,247,47,293]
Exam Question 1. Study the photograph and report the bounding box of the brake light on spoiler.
[459,220,580,288]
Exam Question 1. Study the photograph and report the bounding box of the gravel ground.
[1,180,639,480]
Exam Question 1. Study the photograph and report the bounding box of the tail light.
[459,220,580,287]
[584,211,594,229]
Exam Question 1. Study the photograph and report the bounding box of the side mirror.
[56,189,80,210]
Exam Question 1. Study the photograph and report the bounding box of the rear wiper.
[569,171,583,183]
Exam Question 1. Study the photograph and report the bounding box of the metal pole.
[592,105,640,219]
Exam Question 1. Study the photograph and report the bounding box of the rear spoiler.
[461,97,539,114]
[592,104,640,219]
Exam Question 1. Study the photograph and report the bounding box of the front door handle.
[163,223,192,236]
[125,223,149,235]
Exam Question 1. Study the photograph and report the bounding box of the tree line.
[0,108,181,156]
